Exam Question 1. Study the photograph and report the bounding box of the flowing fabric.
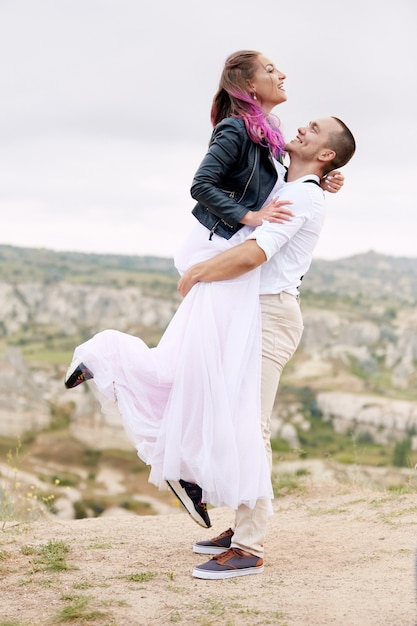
[73,224,273,511]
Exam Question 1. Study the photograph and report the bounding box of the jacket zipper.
[238,148,258,204]
[209,219,220,240]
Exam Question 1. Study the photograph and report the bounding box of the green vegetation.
[6,324,167,366]
[55,594,108,622]
[0,244,177,290]
[0,442,58,526]
[124,571,157,582]
[296,414,393,467]
[36,540,70,571]
[272,470,308,497]
[20,540,71,572]
[0,430,163,525]
[271,385,415,469]
[393,436,413,468]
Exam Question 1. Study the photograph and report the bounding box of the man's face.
[286,117,339,161]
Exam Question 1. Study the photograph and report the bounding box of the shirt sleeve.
[246,185,315,260]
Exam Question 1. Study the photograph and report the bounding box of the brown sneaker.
[192,547,264,579]
[193,528,234,555]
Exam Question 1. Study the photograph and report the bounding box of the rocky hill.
[0,244,417,453]
[1,244,417,524]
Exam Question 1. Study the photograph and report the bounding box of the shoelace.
[211,528,233,542]
[213,548,246,564]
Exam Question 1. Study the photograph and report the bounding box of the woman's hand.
[241,197,293,227]
[321,171,344,193]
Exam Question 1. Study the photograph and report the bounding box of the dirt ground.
[1,474,417,626]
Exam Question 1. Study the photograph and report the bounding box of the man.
[173,116,356,579]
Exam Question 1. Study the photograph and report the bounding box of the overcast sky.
[0,0,415,261]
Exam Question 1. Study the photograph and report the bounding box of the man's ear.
[318,150,336,164]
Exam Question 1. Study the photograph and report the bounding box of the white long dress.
[73,223,273,511]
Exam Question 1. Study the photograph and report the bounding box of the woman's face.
[250,55,287,113]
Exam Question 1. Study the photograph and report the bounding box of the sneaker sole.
[192,565,264,580]
[166,480,211,528]
[193,544,229,555]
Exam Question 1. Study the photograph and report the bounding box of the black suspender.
[303,179,321,186]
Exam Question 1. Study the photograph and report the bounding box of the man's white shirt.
[247,174,326,295]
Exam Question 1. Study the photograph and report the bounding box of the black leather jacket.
[191,117,280,240]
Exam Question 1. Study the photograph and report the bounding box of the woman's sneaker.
[166,480,211,528]
[193,528,234,554]
[65,359,93,389]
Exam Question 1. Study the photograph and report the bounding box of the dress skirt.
[72,223,273,511]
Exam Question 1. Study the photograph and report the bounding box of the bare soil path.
[1,478,417,626]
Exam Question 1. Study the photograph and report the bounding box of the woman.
[65,51,343,525]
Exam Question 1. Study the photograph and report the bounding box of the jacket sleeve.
[190,119,252,226]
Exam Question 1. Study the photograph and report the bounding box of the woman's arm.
[191,118,292,226]
[191,120,248,225]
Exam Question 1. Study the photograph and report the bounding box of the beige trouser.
[231,292,304,558]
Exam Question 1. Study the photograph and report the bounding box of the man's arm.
[178,240,267,297]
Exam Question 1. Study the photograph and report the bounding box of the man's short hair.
[326,117,356,173]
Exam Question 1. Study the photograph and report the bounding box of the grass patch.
[55,594,108,622]
[0,549,11,560]
[388,483,417,495]
[0,442,56,526]
[124,571,157,583]
[88,542,114,550]
[201,598,227,617]
[308,506,349,516]
[378,505,417,525]
[272,471,307,497]
[73,581,93,590]
[32,539,71,572]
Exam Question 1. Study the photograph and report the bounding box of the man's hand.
[177,240,267,297]
[178,269,198,297]
[321,171,344,193]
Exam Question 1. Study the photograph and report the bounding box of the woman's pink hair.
[211,50,285,158]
